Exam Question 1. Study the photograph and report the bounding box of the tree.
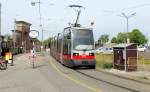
[99,34,109,44]
[111,37,117,43]
[43,37,52,48]
[116,32,127,43]
[32,38,40,44]
[111,32,128,43]
[129,29,148,45]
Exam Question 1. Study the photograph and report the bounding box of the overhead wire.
[104,3,150,15]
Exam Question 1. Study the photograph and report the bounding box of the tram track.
[49,54,149,92]
[75,70,140,92]
[52,61,141,92]
[75,70,148,92]
[95,69,150,85]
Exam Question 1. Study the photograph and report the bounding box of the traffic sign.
[29,30,39,38]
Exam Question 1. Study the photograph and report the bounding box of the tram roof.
[64,27,93,30]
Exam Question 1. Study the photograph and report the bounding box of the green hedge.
[10,48,23,55]
[96,54,113,69]
[102,62,113,69]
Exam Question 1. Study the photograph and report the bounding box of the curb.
[96,68,150,85]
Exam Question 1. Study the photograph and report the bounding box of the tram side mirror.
[67,31,71,39]
[67,34,71,39]
[67,35,71,39]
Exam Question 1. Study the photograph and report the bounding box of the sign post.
[29,30,39,68]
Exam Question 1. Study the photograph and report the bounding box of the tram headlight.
[73,53,79,56]
[89,53,94,56]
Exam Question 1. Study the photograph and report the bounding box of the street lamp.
[0,2,1,36]
[31,1,54,50]
[31,0,43,48]
[13,18,16,48]
[118,12,136,43]
[0,3,2,58]
[118,12,136,72]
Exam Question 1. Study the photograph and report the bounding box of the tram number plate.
[82,61,87,64]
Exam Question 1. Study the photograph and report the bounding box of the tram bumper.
[72,59,96,66]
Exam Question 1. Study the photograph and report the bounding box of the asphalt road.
[0,52,149,92]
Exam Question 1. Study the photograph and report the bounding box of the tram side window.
[58,38,62,53]
[50,40,53,49]
[54,38,57,50]
[56,37,59,51]
[68,41,71,54]
[68,35,71,55]
[67,29,71,55]
[63,36,68,54]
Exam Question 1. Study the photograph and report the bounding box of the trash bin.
[5,52,13,65]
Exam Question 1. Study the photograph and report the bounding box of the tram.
[50,27,95,68]
[50,5,96,69]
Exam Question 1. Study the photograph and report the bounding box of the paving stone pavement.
[0,53,59,92]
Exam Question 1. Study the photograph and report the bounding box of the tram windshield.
[73,29,94,50]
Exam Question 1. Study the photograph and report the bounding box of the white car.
[104,47,113,54]
[95,47,103,53]
[95,47,113,54]
[138,46,146,52]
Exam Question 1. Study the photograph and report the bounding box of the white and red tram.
[50,27,95,69]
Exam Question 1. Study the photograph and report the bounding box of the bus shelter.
[113,43,137,71]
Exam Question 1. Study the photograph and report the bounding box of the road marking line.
[49,60,102,92]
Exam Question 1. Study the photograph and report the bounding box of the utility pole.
[118,12,136,72]
[0,2,1,58]
[118,12,136,43]
[31,0,43,49]
[0,2,1,35]
[38,0,43,47]
[13,18,16,48]
[31,1,54,50]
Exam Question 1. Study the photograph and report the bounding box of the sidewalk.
[0,53,59,92]
[8,53,46,70]
[97,68,150,85]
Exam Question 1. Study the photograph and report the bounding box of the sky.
[0,0,150,42]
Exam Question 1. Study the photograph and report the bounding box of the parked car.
[104,47,113,54]
[137,46,146,52]
[95,47,113,54]
[95,47,103,53]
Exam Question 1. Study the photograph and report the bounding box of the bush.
[102,62,113,69]
[96,54,113,69]
[10,48,23,55]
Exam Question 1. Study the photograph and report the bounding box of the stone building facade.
[13,21,32,52]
